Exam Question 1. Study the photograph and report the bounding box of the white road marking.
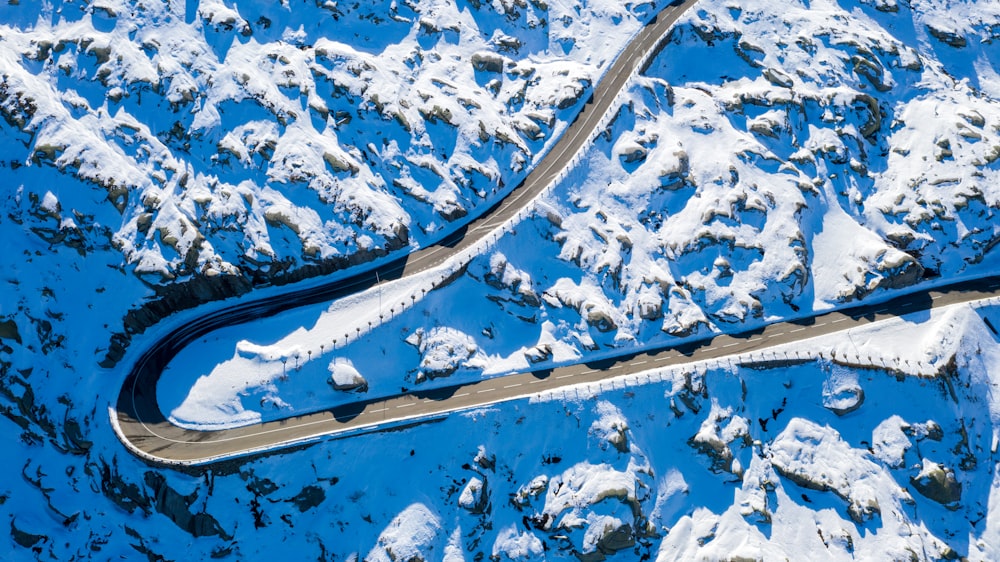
[790,327,806,333]
[369,408,388,414]
[504,383,522,389]
[633,360,648,366]
[396,403,415,409]
[528,379,543,384]
[454,393,469,398]
[477,388,495,394]
[723,342,740,348]
[832,318,848,323]
[556,374,574,380]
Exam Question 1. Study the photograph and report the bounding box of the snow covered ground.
[13,289,1000,559]
[0,0,670,367]
[162,0,1000,430]
[4,0,1000,559]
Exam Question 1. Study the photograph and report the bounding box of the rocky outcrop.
[143,472,232,540]
[10,519,47,550]
[458,477,490,515]
[471,51,506,73]
[578,523,635,562]
[286,485,326,512]
[328,361,368,392]
[98,459,152,516]
[910,460,962,508]
[926,25,967,48]
[524,343,553,364]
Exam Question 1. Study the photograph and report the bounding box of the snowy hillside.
[14,291,1000,560]
[161,0,1000,429]
[0,0,662,364]
[5,0,1000,560]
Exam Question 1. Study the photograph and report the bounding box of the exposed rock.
[98,460,152,515]
[0,319,22,344]
[328,361,368,392]
[854,94,882,140]
[926,25,967,48]
[637,291,663,321]
[482,252,541,308]
[471,51,506,73]
[10,519,47,550]
[514,117,545,141]
[910,460,962,507]
[555,80,590,110]
[689,406,750,474]
[418,104,455,126]
[903,420,944,442]
[286,485,326,512]
[458,477,490,514]
[143,472,232,540]
[512,475,549,509]
[867,0,899,12]
[578,522,634,562]
[585,308,617,333]
[524,343,552,364]
[618,142,648,164]
[763,67,794,88]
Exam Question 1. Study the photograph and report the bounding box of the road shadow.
[531,368,553,380]
[412,384,461,402]
[439,224,469,249]
[731,325,767,340]
[584,353,636,370]
[789,316,817,327]
[330,401,367,423]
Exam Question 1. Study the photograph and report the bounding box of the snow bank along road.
[116,272,1000,466]
[110,0,991,468]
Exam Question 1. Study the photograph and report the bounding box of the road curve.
[116,267,1000,466]
[114,0,702,467]
[112,0,1000,468]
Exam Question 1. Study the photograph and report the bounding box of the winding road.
[111,0,1000,468]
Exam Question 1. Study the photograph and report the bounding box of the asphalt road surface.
[112,0,1000,468]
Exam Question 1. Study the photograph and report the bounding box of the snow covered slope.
[0,0,663,364]
[5,0,1000,560]
[161,0,1000,430]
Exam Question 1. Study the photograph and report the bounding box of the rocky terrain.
[1,0,660,364]
[166,0,1000,431]
[10,297,1000,560]
[5,0,1000,560]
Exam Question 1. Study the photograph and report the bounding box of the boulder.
[471,51,505,73]
[328,361,368,392]
[910,460,962,507]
